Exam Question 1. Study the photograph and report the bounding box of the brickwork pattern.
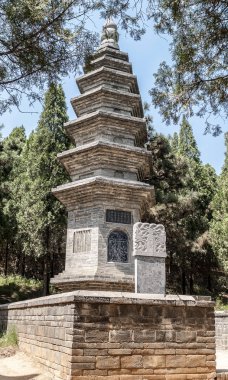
[215,312,228,350]
[0,292,216,380]
[217,374,228,380]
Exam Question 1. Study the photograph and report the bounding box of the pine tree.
[14,83,71,293]
[210,133,228,272]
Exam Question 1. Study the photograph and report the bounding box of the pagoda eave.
[52,176,155,211]
[90,54,132,74]
[92,46,129,62]
[71,86,143,117]
[76,66,139,94]
[64,110,147,144]
[57,141,151,178]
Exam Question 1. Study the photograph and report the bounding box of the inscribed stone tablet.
[133,222,166,257]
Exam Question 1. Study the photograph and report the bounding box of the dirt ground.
[0,351,52,380]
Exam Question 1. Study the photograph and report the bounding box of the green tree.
[210,133,228,272]
[147,128,218,295]
[1,1,227,134]
[0,126,26,275]
[147,0,228,134]
[101,1,228,134]
[13,83,71,294]
[0,0,99,114]
[178,117,200,163]
[170,132,179,155]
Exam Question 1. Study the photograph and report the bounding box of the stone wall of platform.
[215,311,228,350]
[0,291,216,380]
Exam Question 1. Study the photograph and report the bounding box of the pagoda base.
[50,274,134,293]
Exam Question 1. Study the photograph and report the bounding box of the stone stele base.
[0,291,216,380]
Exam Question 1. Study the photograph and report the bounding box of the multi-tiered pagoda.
[51,19,155,292]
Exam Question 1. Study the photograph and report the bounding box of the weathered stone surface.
[215,311,228,350]
[51,19,155,292]
[133,222,167,294]
[0,291,216,380]
[133,222,166,258]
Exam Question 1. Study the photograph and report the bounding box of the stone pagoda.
[51,19,155,292]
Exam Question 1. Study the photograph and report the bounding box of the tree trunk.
[43,227,50,296]
[189,273,194,294]
[181,269,186,294]
[207,273,212,292]
[189,258,194,294]
[4,241,9,276]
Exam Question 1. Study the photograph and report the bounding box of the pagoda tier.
[71,85,143,117]
[51,19,155,292]
[64,110,147,148]
[52,176,154,211]
[57,141,151,181]
[86,47,133,73]
[77,67,139,94]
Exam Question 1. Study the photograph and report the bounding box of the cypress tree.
[210,133,228,272]
[148,129,218,295]
[14,83,71,293]
[178,116,200,163]
[0,127,26,275]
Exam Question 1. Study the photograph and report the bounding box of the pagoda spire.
[99,17,119,50]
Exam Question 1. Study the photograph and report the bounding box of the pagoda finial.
[99,17,119,50]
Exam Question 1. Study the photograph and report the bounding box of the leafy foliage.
[0,126,26,276]
[178,117,200,163]
[148,0,228,134]
[0,275,43,304]
[0,325,18,347]
[210,133,228,272]
[0,83,71,295]
[0,0,99,113]
[1,0,227,133]
[99,0,228,133]
[147,119,219,295]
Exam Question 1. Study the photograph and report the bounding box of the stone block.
[96,356,120,369]
[121,355,143,368]
[176,331,197,343]
[85,330,109,343]
[134,330,155,343]
[143,355,166,368]
[166,355,186,368]
[109,329,132,343]
[185,355,206,367]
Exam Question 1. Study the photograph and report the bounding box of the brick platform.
[0,291,216,380]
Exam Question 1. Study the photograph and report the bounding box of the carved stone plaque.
[133,222,166,257]
[106,209,132,224]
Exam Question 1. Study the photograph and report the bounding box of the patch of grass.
[0,326,18,348]
[0,275,43,304]
[215,297,228,311]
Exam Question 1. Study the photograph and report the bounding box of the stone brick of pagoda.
[51,18,155,292]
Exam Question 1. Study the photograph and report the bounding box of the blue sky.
[1,17,227,173]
